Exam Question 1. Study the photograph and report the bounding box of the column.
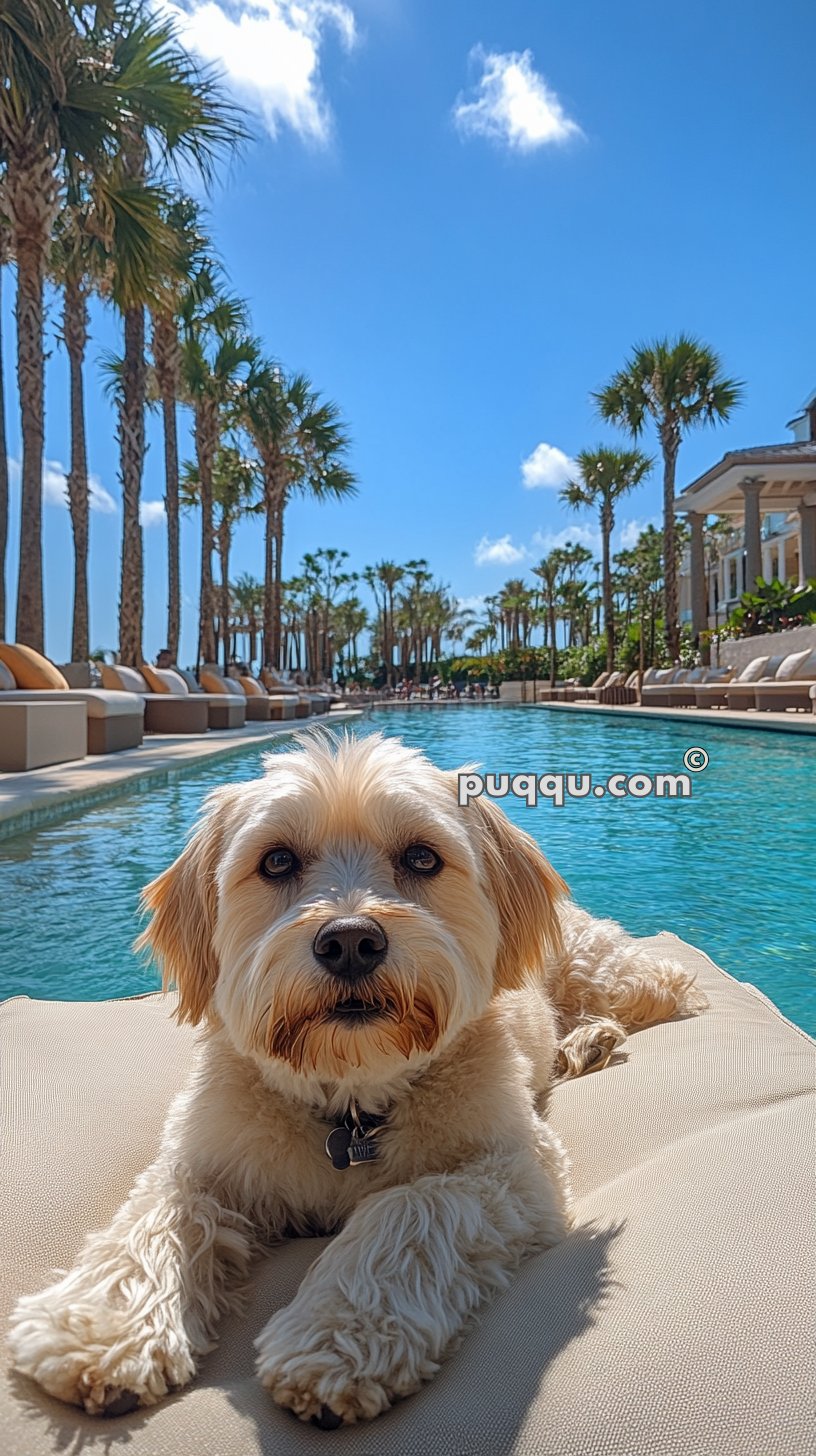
[740,479,764,593]
[687,511,708,637]
[798,501,816,586]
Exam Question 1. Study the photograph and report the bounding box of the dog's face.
[138,733,565,1089]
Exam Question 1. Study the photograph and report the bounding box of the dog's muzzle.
[312,915,388,980]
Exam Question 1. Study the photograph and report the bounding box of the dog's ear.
[462,791,567,990]
[135,786,238,1025]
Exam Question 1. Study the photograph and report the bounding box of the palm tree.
[181,444,261,669]
[180,288,255,665]
[150,197,211,661]
[0,224,9,642]
[532,551,567,684]
[561,447,653,670]
[594,336,743,658]
[243,366,356,671]
[231,572,264,666]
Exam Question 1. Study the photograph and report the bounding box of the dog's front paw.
[9,1285,196,1415]
[256,1308,424,1426]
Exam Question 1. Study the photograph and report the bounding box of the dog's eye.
[401,844,443,876]
[259,848,300,880]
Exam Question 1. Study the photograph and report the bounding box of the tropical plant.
[561,446,653,670]
[242,366,356,670]
[532,550,568,683]
[181,444,261,668]
[594,335,743,658]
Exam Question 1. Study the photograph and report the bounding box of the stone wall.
[713,624,816,671]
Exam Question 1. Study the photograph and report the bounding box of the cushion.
[774,648,814,681]
[175,669,204,694]
[140,665,189,696]
[0,659,16,691]
[240,676,265,698]
[199,668,229,695]
[653,668,674,683]
[100,664,151,693]
[0,643,68,691]
[1,938,813,1456]
[737,655,769,682]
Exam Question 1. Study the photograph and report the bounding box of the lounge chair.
[99,665,214,734]
[643,666,733,708]
[693,657,773,710]
[3,935,813,1456]
[724,648,814,711]
[260,668,311,718]
[200,667,297,723]
[752,648,816,711]
[0,644,144,755]
[598,670,638,704]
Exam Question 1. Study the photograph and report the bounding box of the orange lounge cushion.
[239,676,265,698]
[101,664,151,693]
[0,660,17,691]
[140,665,189,696]
[0,643,69,691]
[199,668,228,695]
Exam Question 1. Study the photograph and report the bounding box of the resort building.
[676,390,816,633]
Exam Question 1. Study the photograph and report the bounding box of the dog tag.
[348,1131,380,1166]
[325,1125,352,1170]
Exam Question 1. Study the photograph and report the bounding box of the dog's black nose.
[312,916,388,979]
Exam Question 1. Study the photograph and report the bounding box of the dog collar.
[325,1098,388,1171]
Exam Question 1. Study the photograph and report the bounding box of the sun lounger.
[3,935,812,1456]
[235,674,297,721]
[0,645,144,754]
[693,657,771,709]
[642,666,732,708]
[724,648,815,711]
[99,665,213,733]
[751,648,816,711]
[260,668,311,718]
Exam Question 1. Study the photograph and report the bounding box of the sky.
[3,0,815,665]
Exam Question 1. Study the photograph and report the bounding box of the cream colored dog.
[9,732,705,1426]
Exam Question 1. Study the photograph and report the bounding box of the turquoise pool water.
[1,707,814,1034]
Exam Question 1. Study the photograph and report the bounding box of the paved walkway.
[0,711,361,841]
[534,701,816,735]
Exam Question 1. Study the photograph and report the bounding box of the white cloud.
[532,524,601,555]
[521,441,576,490]
[617,516,660,549]
[140,500,167,528]
[10,458,117,514]
[457,593,487,614]
[453,47,581,152]
[474,534,528,566]
[165,0,357,144]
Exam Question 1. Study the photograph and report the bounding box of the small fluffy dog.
[10,732,705,1425]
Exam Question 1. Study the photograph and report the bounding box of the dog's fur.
[9,732,706,1424]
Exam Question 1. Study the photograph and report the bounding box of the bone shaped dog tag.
[325,1125,352,1170]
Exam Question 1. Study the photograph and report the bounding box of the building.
[676,390,816,633]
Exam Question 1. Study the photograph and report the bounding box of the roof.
[675,441,816,514]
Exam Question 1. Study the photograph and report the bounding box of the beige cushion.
[240,676,265,698]
[1,938,813,1456]
[101,664,151,693]
[652,668,674,683]
[0,659,16,691]
[737,655,769,682]
[0,643,69,690]
[140,665,189,696]
[774,648,814,681]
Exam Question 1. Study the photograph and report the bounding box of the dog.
[9,731,705,1425]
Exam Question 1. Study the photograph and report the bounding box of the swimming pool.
[1,706,814,1034]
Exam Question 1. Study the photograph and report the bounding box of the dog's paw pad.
[100,1390,141,1418]
[312,1405,343,1430]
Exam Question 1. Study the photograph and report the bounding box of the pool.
[1,706,814,1034]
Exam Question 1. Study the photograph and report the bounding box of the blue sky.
[3,0,815,665]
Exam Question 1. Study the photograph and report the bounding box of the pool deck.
[0,710,362,841]
[532,702,816,735]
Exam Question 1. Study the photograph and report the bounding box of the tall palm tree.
[231,572,264,666]
[561,446,653,670]
[594,336,743,658]
[0,223,9,642]
[180,289,255,665]
[51,201,93,660]
[243,366,356,671]
[532,551,567,684]
[181,444,261,669]
[150,197,211,661]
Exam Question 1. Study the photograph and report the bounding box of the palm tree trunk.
[272,493,284,670]
[64,278,90,662]
[13,225,47,651]
[661,428,680,659]
[195,401,217,665]
[601,503,615,673]
[0,252,8,643]
[118,306,145,666]
[217,520,230,671]
[162,391,181,661]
